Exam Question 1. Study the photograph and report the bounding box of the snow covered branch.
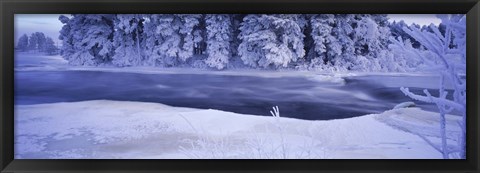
[399,87,463,112]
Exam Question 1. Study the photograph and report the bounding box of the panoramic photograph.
[14,14,466,159]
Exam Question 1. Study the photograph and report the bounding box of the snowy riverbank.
[15,100,459,159]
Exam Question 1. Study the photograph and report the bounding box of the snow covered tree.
[205,14,232,70]
[28,33,38,51]
[389,20,421,48]
[308,14,391,72]
[311,14,355,71]
[391,14,466,159]
[309,14,341,68]
[177,14,202,61]
[224,14,247,69]
[230,14,245,57]
[238,14,305,69]
[193,19,206,56]
[59,14,115,65]
[52,13,431,73]
[35,32,47,52]
[143,14,183,67]
[348,14,390,71]
[112,14,146,66]
[388,36,433,72]
[17,34,29,51]
[144,14,203,67]
[59,15,75,60]
[78,14,115,65]
[190,15,208,68]
[27,32,47,52]
[44,37,58,55]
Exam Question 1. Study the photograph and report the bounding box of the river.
[15,71,441,120]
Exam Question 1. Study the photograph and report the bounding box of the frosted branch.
[400,87,464,111]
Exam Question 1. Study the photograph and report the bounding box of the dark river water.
[15,71,441,120]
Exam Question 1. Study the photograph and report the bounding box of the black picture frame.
[1,0,479,172]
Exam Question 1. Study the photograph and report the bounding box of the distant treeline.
[16,32,59,55]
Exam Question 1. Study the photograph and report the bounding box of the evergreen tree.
[34,32,47,52]
[177,14,203,61]
[44,37,58,55]
[144,14,183,67]
[112,14,146,66]
[28,33,38,51]
[17,34,29,51]
[26,32,46,52]
[59,14,115,65]
[327,14,355,70]
[59,15,75,59]
[205,14,232,70]
[309,14,340,67]
[238,14,305,69]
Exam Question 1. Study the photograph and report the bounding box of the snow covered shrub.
[391,14,466,159]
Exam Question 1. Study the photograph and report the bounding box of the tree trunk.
[439,74,449,159]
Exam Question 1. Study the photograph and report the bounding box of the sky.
[388,14,441,26]
[14,14,442,45]
[14,14,65,45]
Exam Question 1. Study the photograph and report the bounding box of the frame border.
[1,0,479,172]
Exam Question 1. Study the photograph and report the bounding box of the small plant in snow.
[243,106,327,159]
[177,113,236,159]
[270,106,288,159]
[177,106,327,159]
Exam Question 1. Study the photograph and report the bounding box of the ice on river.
[15,100,458,159]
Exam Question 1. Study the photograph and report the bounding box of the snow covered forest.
[58,14,450,72]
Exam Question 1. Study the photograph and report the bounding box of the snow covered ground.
[15,100,459,159]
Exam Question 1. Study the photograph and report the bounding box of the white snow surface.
[15,100,457,159]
